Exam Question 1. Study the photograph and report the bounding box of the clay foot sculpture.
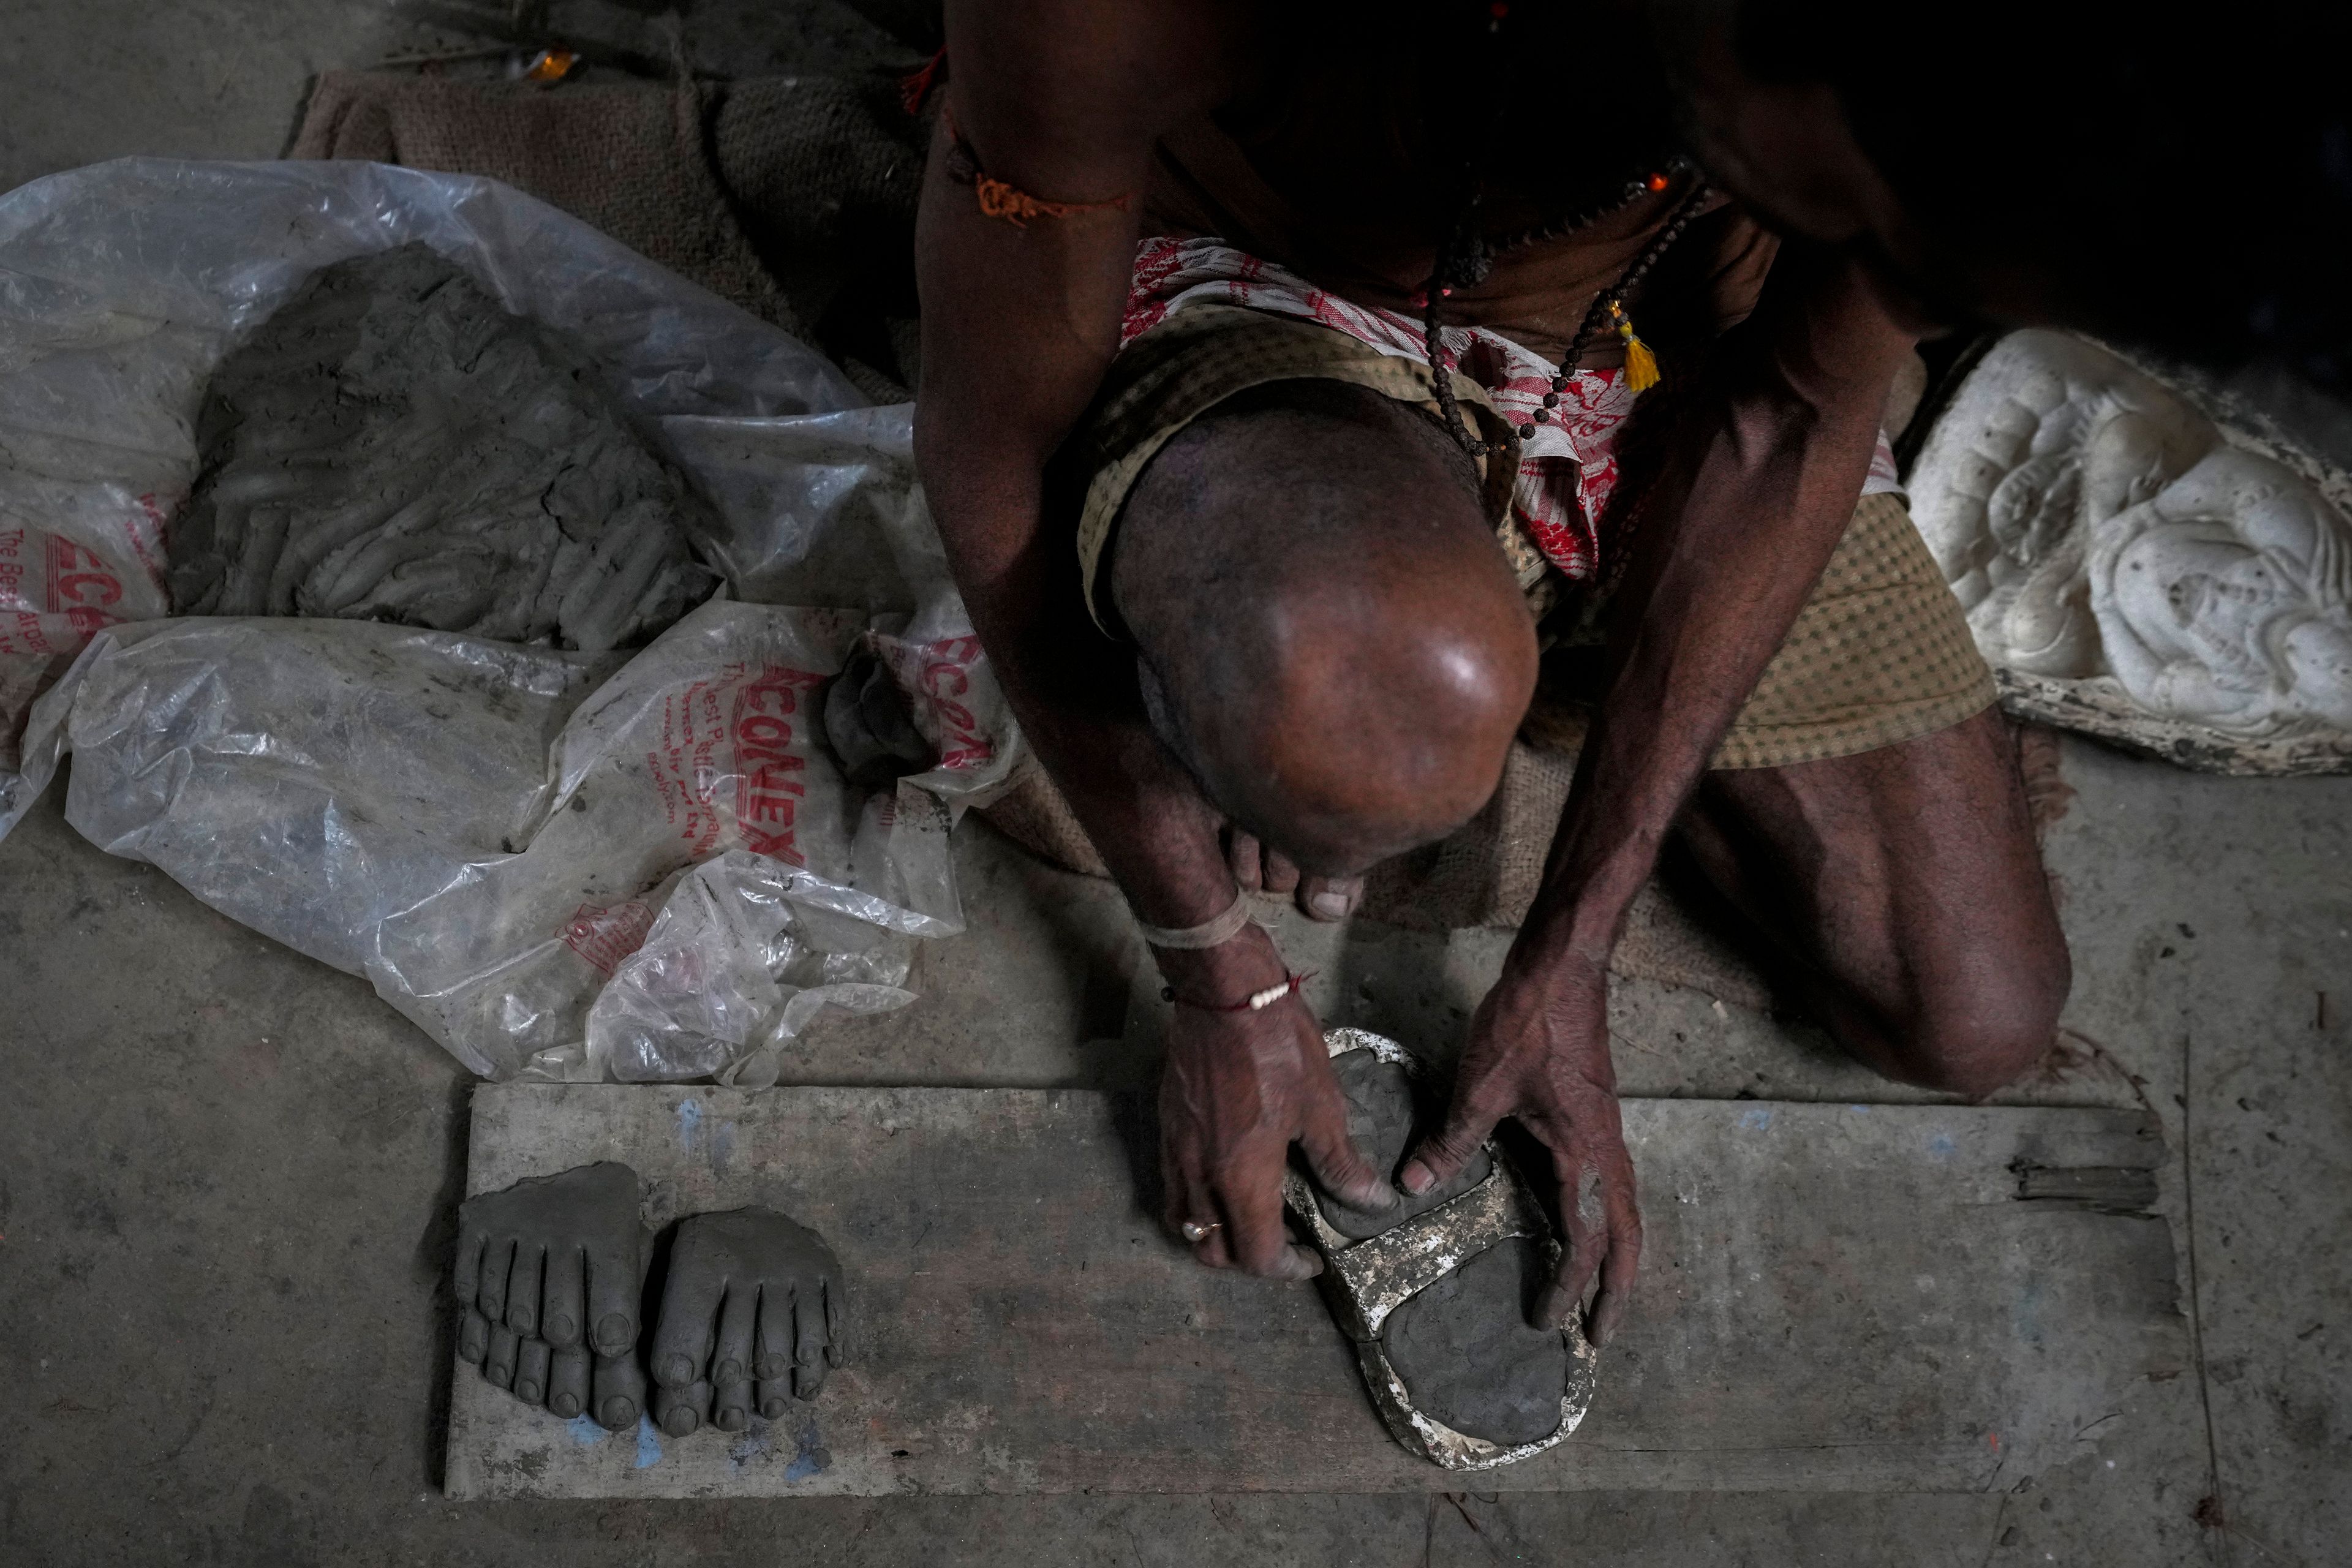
[646,1208,846,1436]
[454,1161,649,1429]
[1287,1028,1598,1469]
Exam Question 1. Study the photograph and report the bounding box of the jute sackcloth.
[292,67,924,398]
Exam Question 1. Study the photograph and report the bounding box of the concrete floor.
[3,5,2348,1564]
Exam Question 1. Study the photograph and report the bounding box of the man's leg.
[1106,379,1540,879]
[1674,707,2071,1096]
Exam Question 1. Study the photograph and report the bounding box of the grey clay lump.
[1381,1235,1570,1447]
[167,244,716,650]
[454,1161,648,1429]
[647,1207,847,1438]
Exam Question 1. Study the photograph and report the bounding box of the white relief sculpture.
[1910,329,2352,769]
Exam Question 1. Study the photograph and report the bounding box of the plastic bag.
[584,849,919,1087]
[0,159,1020,1080]
[0,156,869,825]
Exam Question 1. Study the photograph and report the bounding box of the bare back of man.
[916,0,2067,1340]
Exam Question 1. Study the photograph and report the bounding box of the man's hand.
[1157,932,1395,1277]
[1382,247,1907,1351]
[1400,959,1640,1345]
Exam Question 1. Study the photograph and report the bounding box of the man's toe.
[1300,874,1362,922]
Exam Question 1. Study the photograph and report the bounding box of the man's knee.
[1887,941,2073,1098]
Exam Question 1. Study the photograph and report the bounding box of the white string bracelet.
[1132,886,1254,950]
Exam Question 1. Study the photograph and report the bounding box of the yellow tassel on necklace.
[1608,298,1660,394]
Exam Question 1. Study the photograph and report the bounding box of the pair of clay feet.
[453,1162,843,1436]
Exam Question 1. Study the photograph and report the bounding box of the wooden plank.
[445,1087,2184,1498]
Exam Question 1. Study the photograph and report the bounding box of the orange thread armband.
[973,174,1129,227]
[943,103,1133,229]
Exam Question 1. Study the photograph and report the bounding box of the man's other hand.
[1401,960,1640,1345]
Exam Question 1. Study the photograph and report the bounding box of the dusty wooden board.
[445,1086,2184,1498]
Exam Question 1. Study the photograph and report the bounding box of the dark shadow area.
[1102,1087,1166,1233]
[639,1216,681,1346]
[1648,832,1809,1020]
[412,1074,475,1490]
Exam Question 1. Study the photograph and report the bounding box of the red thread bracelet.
[1161,970,1313,1014]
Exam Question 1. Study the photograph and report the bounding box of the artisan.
[910,0,2346,1343]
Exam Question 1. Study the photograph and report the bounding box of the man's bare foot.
[1226,826,1364,922]
[454,1161,648,1429]
[646,1208,846,1436]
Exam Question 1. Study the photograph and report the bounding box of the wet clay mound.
[1382,1235,1568,1447]
[168,244,717,650]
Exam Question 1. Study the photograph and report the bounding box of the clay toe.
[546,1344,590,1420]
[591,1349,646,1432]
[512,1338,551,1406]
[482,1322,519,1391]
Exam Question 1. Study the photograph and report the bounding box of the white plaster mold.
[1910,330,2352,773]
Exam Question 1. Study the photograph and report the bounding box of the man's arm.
[913,0,1389,1277]
[1400,243,1917,1340]
[913,2,1229,928]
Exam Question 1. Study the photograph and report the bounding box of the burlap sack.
[292,68,924,396]
[293,70,794,331]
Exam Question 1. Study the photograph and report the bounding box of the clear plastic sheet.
[0,159,1020,1080]
[584,850,919,1088]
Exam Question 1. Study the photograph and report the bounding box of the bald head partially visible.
[1109,380,1539,876]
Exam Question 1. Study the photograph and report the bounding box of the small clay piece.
[646,1208,845,1438]
[168,244,717,650]
[454,1161,647,1429]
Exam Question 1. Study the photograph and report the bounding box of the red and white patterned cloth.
[1121,236,1902,582]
